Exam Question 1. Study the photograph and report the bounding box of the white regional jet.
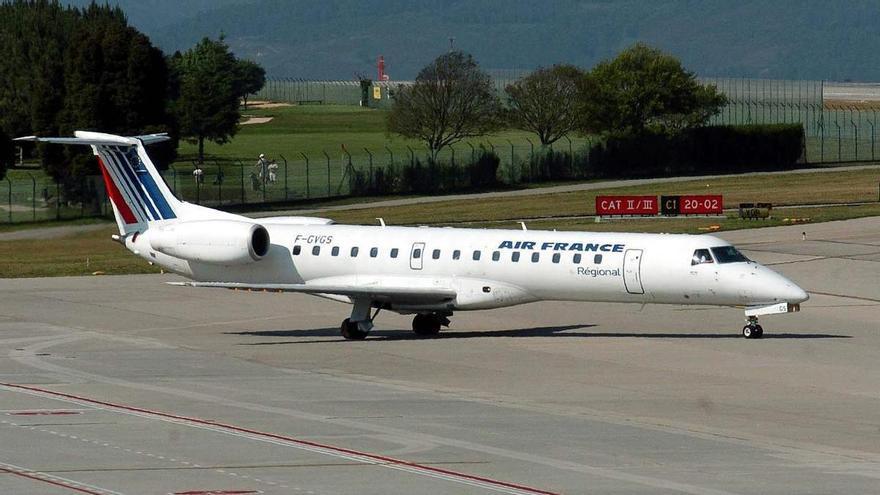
[18,132,809,340]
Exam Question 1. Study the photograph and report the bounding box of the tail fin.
[16,131,180,235]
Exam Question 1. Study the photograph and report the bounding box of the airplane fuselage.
[132,222,807,313]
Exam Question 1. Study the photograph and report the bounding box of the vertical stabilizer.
[15,131,180,235]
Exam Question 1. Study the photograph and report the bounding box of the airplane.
[17,131,809,340]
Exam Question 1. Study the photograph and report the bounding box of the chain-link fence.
[1,172,110,223]
[254,79,398,108]
[701,77,880,163]
[5,76,880,224]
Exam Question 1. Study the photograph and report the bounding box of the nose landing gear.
[742,315,763,339]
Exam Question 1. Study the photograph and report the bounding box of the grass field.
[2,166,878,278]
[175,104,589,165]
[325,168,880,225]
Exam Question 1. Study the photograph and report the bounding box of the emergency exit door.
[623,249,644,294]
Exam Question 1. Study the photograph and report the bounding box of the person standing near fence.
[256,153,270,181]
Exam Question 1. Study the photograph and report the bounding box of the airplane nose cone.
[786,283,809,304]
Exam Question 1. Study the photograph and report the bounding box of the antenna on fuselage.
[519,221,527,231]
[376,218,386,227]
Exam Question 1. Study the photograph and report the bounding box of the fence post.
[363,147,373,191]
[450,145,456,189]
[505,139,515,184]
[280,154,288,200]
[564,135,573,178]
[239,160,245,204]
[835,120,842,162]
[216,161,223,204]
[406,145,414,168]
[384,145,394,170]
[28,172,36,222]
[300,152,310,199]
[56,180,60,220]
[851,118,859,161]
[5,177,11,223]
[466,142,475,166]
[341,146,352,195]
[323,150,331,197]
[525,138,534,180]
[869,116,876,162]
[80,176,85,218]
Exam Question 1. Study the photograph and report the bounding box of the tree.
[0,0,175,186]
[387,51,503,161]
[171,37,241,163]
[505,65,583,146]
[234,59,266,110]
[578,43,727,136]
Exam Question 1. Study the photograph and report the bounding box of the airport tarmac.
[1,217,879,494]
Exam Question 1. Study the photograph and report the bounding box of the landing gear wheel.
[742,313,765,339]
[412,314,441,336]
[742,324,764,339]
[341,318,368,340]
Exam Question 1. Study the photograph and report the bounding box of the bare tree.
[387,51,502,161]
[505,65,583,146]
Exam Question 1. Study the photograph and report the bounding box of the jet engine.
[149,220,270,265]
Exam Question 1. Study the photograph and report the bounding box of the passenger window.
[511,252,520,262]
[331,246,339,256]
[473,250,481,261]
[594,254,602,264]
[492,251,500,261]
[351,247,359,257]
[292,245,301,255]
[552,253,560,263]
[452,250,461,260]
[312,246,320,256]
[573,253,581,264]
[691,249,714,265]
[413,248,422,259]
[370,247,378,258]
[531,252,540,263]
[432,249,441,259]
[390,248,399,258]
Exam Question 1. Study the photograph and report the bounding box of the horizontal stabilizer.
[170,281,457,304]
[15,131,169,147]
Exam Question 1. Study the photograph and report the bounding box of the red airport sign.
[595,195,658,216]
[678,195,723,215]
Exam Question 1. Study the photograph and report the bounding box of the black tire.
[412,314,441,336]
[742,325,754,339]
[754,325,764,338]
[341,318,368,340]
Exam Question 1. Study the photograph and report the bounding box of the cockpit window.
[710,246,750,264]
[691,249,714,265]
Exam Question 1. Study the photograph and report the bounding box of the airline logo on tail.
[96,145,176,224]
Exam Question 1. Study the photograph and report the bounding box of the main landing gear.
[412,313,451,336]
[339,298,453,340]
[742,315,764,339]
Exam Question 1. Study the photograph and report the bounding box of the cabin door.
[410,242,425,270]
[623,249,644,294]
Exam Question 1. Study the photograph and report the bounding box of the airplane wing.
[170,281,456,305]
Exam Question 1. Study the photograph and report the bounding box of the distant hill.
[64,0,880,81]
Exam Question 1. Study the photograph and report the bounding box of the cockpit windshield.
[710,246,750,264]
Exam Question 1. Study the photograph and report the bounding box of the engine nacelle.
[149,220,270,265]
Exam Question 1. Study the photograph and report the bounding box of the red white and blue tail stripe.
[16,131,180,234]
